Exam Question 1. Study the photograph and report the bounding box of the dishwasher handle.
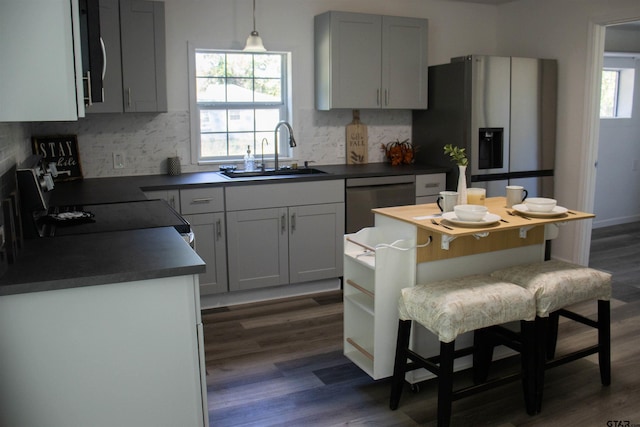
[346,175,415,188]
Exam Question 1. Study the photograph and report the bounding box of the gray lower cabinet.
[180,187,227,295]
[145,188,227,296]
[225,180,345,292]
[86,0,167,114]
[183,212,228,295]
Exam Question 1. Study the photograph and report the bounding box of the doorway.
[593,22,640,229]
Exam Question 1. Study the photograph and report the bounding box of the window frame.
[188,46,292,164]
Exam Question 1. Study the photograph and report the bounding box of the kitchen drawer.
[415,174,446,197]
[180,187,224,214]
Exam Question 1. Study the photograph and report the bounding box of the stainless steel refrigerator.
[413,55,557,198]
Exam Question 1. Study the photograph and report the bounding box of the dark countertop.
[3,162,445,296]
[0,227,205,296]
[50,162,449,205]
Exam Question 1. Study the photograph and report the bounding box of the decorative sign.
[346,110,368,164]
[32,135,83,181]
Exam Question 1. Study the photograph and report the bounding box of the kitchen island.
[343,197,594,381]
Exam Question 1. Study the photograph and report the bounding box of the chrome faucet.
[273,121,297,171]
[260,138,268,171]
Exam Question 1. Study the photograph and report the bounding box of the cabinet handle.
[385,89,388,106]
[281,213,286,234]
[100,37,107,79]
[290,213,296,232]
[216,219,222,239]
[190,197,213,204]
[424,183,439,188]
[169,195,176,208]
[376,89,380,106]
[84,71,93,106]
[126,88,131,108]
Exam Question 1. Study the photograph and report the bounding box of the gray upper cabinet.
[314,11,428,110]
[86,0,166,114]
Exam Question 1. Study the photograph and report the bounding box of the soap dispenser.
[244,145,255,171]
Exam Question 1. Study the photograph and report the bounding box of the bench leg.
[534,316,548,413]
[521,320,537,415]
[472,327,494,384]
[437,340,455,427]
[546,311,560,360]
[598,300,611,386]
[390,319,412,410]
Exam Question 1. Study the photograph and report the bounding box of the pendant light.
[243,0,266,52]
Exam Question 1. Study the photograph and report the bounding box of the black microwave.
[79,0,105,106]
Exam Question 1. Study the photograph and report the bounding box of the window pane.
[226,53,253,77]
[255,109,280,131]
[227,78,254,102]
[228,109,254,132]
[600,70,618,118]
[197,77,225,102]
[255,55,281,78]
[201,133,228,157]
[255,78,281,102]
[200,110,226,133]
[229,133,254,156]
[196,52,225,77]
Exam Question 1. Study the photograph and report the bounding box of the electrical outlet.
[113,152,125,169]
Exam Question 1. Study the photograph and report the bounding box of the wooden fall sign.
[346,110,368,164]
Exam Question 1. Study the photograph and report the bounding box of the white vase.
[457,165,468,205]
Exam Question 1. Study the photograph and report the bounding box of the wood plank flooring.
[203,224,640,426]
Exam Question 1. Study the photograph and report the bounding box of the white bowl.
[454,204,488,221]
[524,197,557,212]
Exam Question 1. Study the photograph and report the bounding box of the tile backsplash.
[30,109,412,178]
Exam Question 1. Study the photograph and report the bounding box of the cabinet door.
[0,0,83,121]
[317,12,382,110]
[382,16,428,109]
[119,0,167,112]
[86,0,123,113]
[184,213,228,295]
[226,208,289,291]
[289,203,345,283]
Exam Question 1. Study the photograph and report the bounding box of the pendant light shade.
[243,0,266,52]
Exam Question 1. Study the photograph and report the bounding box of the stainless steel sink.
[221,168,328,178]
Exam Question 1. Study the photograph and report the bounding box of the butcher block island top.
[372,197,594,262]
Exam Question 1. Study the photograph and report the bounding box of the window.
[191,49,290,162]
[600,67,634,118]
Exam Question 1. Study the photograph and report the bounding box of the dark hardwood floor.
[203,224,640,426]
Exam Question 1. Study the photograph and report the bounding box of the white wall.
[495,0,640,263]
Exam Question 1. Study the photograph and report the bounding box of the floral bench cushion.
[398,274,536,343]
[490,260,612,317]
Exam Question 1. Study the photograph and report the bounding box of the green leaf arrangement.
[443,144,468,166]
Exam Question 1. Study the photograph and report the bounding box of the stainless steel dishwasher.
[345,175,416,233]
